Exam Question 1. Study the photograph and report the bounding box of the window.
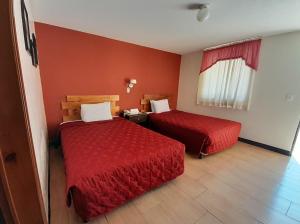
[197,58,255,110]
[197,39,261,110]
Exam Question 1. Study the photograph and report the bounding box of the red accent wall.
[35,23,181,139]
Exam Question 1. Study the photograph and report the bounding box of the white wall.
[178,32,300,151]
[13,0,48,215]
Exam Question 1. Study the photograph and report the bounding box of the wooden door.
[0,0,47,223]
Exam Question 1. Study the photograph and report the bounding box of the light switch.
[285,94,295,102]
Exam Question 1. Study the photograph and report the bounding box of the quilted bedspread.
[148,110,241,156]
[60,118,185,221]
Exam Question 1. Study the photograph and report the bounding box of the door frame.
[291,120,300,154]
[0,0,47,223]
[0,154,16,224]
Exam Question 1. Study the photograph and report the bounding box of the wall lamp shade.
[197,5,209,22]
[127,79,137,93]
[130,79,137,84]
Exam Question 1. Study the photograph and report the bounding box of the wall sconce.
[127,79,137,93]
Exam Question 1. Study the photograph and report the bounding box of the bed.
[60,95,185,222]
[141,94,241,158]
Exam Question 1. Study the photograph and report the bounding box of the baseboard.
[238,137,291,156]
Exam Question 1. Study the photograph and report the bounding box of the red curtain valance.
[200,39,262,73]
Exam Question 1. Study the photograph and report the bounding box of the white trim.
[203,37,261,51]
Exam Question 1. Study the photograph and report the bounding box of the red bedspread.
[148,110,241,156]
[60,118,184,221]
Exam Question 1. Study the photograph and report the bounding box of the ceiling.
[31,0,300,54]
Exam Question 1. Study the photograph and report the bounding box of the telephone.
[124,108,140,115]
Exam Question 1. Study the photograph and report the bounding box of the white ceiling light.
[187,3,210,22]
[196,4,209,22]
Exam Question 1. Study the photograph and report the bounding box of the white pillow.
[151,99,170,113]
[150,100,155,112]
[81,102,112,122]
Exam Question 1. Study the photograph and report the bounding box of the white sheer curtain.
[197,58,255,110]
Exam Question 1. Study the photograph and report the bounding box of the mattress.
[148,110,241,156]
[60,118,184,221]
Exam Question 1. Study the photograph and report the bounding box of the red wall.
[35,23,181,139]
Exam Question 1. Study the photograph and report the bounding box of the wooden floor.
[50,142,300,224]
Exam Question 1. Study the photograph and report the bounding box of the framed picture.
[21,0,31,53]
[30,33,38,67]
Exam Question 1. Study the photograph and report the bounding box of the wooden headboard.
[61,95,120,122]
[141,94,172,112]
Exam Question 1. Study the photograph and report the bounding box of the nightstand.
[124,113,148,126]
